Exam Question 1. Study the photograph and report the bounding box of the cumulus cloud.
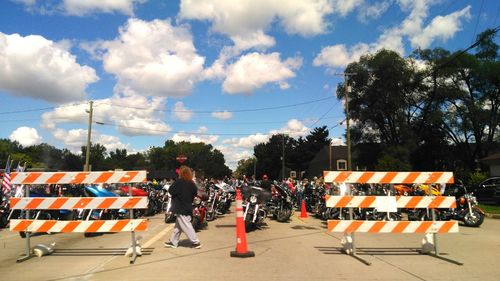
[0,32,98,103]
[332,0,363,16]
[179,0,337,43]
[411,6,471,49]
[357,1,391,22]
[223,133,270,149]
[211,110,233,120]
[330,137,345,145]
[171,127,219,144]
[53,128,130,153]
[62,0,144,16]
[270,119,309,138]
[9,127,42,147]
[314,1,471,69]
[215,145,253,170]
[313,43,370,68]
[89,18,204,98]
[172,102,194,123]
[12,0,144,16]
[42,93,171,136]
[223,52,302,94]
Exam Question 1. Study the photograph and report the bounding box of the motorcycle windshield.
[241,186,271,203]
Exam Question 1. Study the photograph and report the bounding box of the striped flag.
[2,157,12,196]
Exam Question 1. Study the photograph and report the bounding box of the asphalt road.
[1,210,499,281]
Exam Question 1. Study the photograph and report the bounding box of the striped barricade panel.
[327,220,459,234]
[10,219,148,233]
[325,195,456,209]
[10,170,147,185]
[323,171,454,184]
[9,197,148,210]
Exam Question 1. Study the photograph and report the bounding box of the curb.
[485,213,500,219]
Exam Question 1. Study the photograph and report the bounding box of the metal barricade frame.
[8,170,148,264]
[323,170,463,266]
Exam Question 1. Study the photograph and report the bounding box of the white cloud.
[215,145,252,170]
[62,0,144,16]
[314,1,471,69]
[179,0,337,43]
[52,128,130,154]
[223,52,302,94]
[172,102,194,123]
[313,44,370,68]
[171,127,219,144]
[223,133,270,149]
[211,110,233,120]
[42,93,171,136]
[330,137,345,145]
[270,119,309,138]
[332,0,363,17]
[93,18,205,98]
[357,1,391,22]
[0,32,98,103]
[411,6,471,49]
[9,127,42,147]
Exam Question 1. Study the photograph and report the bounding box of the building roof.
[480,152,500,165]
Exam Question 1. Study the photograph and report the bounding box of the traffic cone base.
[299,199,308,219]
[230,250,255,258]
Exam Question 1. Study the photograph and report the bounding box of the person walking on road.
[164,166,202,249]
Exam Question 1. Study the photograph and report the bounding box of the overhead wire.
[95,96,335,113]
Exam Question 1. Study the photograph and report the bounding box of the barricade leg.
[17,186,32,263]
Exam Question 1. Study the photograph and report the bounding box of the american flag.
[2,157,12,196]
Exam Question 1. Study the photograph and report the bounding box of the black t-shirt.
[169,179,197,216]
[260,180,272,192]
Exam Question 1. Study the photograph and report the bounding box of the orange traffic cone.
[230,189,255,258]
[299,199,308,219]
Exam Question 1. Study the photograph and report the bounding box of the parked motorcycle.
[241,185,270,232]
[191,194,208,231]
[0,196,9,228]
[268,183,294,222]
[445,184,485,227]
[408,183,485,227]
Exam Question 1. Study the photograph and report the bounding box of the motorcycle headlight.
[250,195,257,204]
[194,197,201,205]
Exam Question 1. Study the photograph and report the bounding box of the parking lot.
[1,210,500,281]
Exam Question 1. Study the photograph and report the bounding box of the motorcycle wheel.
[0,215,8,228]
[206,210,216,221]
[463,210,484,227]
[191,216,200,231]
[276,207,292,222]
[244,214,254,232]
[165,212,175,224]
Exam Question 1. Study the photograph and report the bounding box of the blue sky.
[0,0,498,169]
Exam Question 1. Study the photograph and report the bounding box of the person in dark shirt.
[260,174,272,192]
[164,166,202,249]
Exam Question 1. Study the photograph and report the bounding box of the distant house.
[480,152,500,177]
[307,145,348,178]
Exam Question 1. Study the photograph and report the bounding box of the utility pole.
[282,134,285,181]
[334,72,356,171]
[84,101,93,172]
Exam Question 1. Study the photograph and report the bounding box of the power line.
[95,96,335,113]
[0,102,87,115]
[471,0,485,44]
[90,114,344,126]
[94,120,264,136]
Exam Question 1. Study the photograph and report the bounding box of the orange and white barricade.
[9,170,147,263]
[323,171,463,266]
